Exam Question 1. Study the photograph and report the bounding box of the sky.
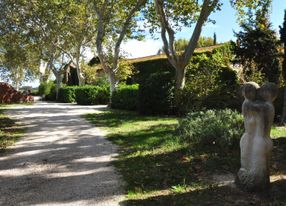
[122,0,285,59]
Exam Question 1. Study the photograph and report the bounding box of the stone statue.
[236,82,278,192]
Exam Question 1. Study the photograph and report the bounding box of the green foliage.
[174,38,189,51]
[177,43,240,114]
[230,0,272,24]
[234,3,281,83]
[132,58,175,114]
[111,84,139,111]
[45,83,56,101]
[117,59,135,81]
[38,81,56,97]
[75,85,109,105]
[173,37,215,52]
[178,109,244,154]
[132,43,240,115]
[197,36,215,48]
[132,57,174,84]
[213,32,217,45]
[58,86,77,103]
[138,72,175,115]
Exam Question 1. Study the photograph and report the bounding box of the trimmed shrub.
[138,72,175,115]
[178,109,244,154]
[132,58,174,84]
[111,84,139,111]
[45,83,56,101]
[75,85,109,105]
[38,81,55,97]
[58,86,77,103]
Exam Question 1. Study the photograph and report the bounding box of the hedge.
[75,85,109,105]
[138,72,175,115]
[58,86,77,103]
[111,84,139,111]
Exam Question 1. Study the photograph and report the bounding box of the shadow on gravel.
[0,103,122,205]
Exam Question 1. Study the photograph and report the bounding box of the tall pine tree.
[234,2,280,83]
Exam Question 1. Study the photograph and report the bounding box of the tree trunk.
[75,46,84,86]
[55,72,62,100]
[75,58,83,86]
[175,66,186,91]
[108,70,118,106]
[15,82,20,91]
[109,71,118,93]
[174,66,186,108]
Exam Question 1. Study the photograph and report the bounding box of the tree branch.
[113,0,147,72]
[155,0,178,67]
[182,0,218,67]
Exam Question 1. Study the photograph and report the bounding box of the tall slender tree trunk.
[75,46,84,86]
[55,71,62,100]
[75,56,82,86]
[108,70,118,93]
[174,66,186,109]
[108,70,118,106]
[175,67,186,91]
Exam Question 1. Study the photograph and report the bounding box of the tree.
[64,1,96,86]
[151,0,272,93]
[280,10,286,123]
[213,32,217,45]
[234,1,280,84]
[197,36,215,47]
[93,0,147,95]
[173,37,215,52]
[0,22,40,90]
[154,0,220,91]
[0,0,94,97]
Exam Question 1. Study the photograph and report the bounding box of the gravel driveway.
[0,102,124,206]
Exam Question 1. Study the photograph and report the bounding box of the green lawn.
[85,110,286,206]
[0,105,24,151]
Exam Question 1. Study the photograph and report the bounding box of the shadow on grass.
[85,110,173,129]
[86,110,286,206]
[0,110,24,151]
[120,179,286,206]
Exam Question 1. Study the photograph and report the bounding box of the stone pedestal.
[236,82,278,192]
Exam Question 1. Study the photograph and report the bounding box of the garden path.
[0,102,124,206]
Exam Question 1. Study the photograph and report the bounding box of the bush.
[138,72,175,115]
[45,83,56,101]
[38,81,55,97]
[178,109,244,155]
[111,84,139,111]
[58,86,77,103]
[132,58,174,84]
[75,85,109,105]
[38,81,56,101]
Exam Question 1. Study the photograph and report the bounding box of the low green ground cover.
[85,110,286,206]
[0,105,24,151]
